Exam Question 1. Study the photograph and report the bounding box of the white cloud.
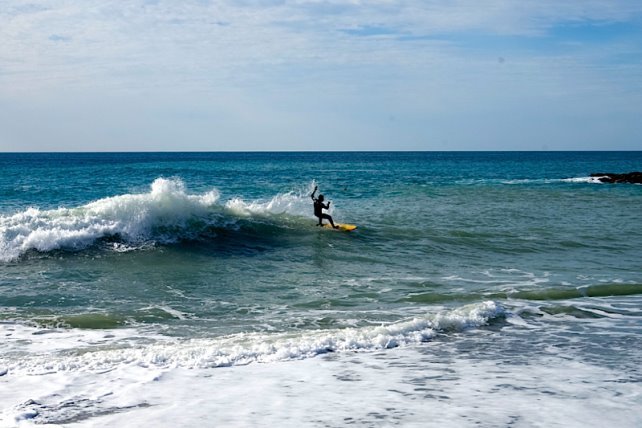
[1,1,641,150]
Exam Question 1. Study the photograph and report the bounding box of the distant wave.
[561,175,641,185]
[502,177,606,185]
[558,176,606,184]
[0,178,316,262]
[456,177,607,185]
[1,301,503,373]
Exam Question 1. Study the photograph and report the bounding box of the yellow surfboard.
[322,223,357,232]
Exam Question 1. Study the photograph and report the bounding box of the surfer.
[311,186,338,228]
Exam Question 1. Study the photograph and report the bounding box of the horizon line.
[2,149,641,154]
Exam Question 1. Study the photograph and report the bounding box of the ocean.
[0,151,641,427]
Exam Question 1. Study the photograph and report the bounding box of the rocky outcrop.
[590,172,642,184]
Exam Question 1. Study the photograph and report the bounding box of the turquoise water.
[2,152,641,331]
[1,152,641,425]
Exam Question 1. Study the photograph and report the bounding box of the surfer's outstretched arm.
[311,185,318,201]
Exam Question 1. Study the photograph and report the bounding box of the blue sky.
[1,0,641,151]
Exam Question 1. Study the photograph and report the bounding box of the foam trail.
[1,301,503,374]
[0,178,220,261]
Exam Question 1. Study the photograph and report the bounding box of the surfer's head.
[318,194,325,201]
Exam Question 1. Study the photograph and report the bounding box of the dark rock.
[590,172,642,184]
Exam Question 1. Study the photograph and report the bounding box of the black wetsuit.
[313,199,328,218]
[311,192,336,227]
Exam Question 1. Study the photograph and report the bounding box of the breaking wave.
[0,301,503,373]
[0,178,315,262]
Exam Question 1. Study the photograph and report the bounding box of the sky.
[1,0,641,151]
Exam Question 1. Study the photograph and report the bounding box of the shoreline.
[3,337,640,427]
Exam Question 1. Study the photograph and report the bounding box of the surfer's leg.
[323,214,337,228]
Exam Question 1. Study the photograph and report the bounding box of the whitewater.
[0,177,323,262]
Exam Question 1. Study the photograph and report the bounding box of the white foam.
[0,302,503,375]
[0,178,220,261]
[224,182,321,218]
[560,176,604,183]
[2,331,640,427]
[0,179,321,262]
[3,300,641,427]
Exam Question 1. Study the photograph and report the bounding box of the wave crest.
[0,178,313,262]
